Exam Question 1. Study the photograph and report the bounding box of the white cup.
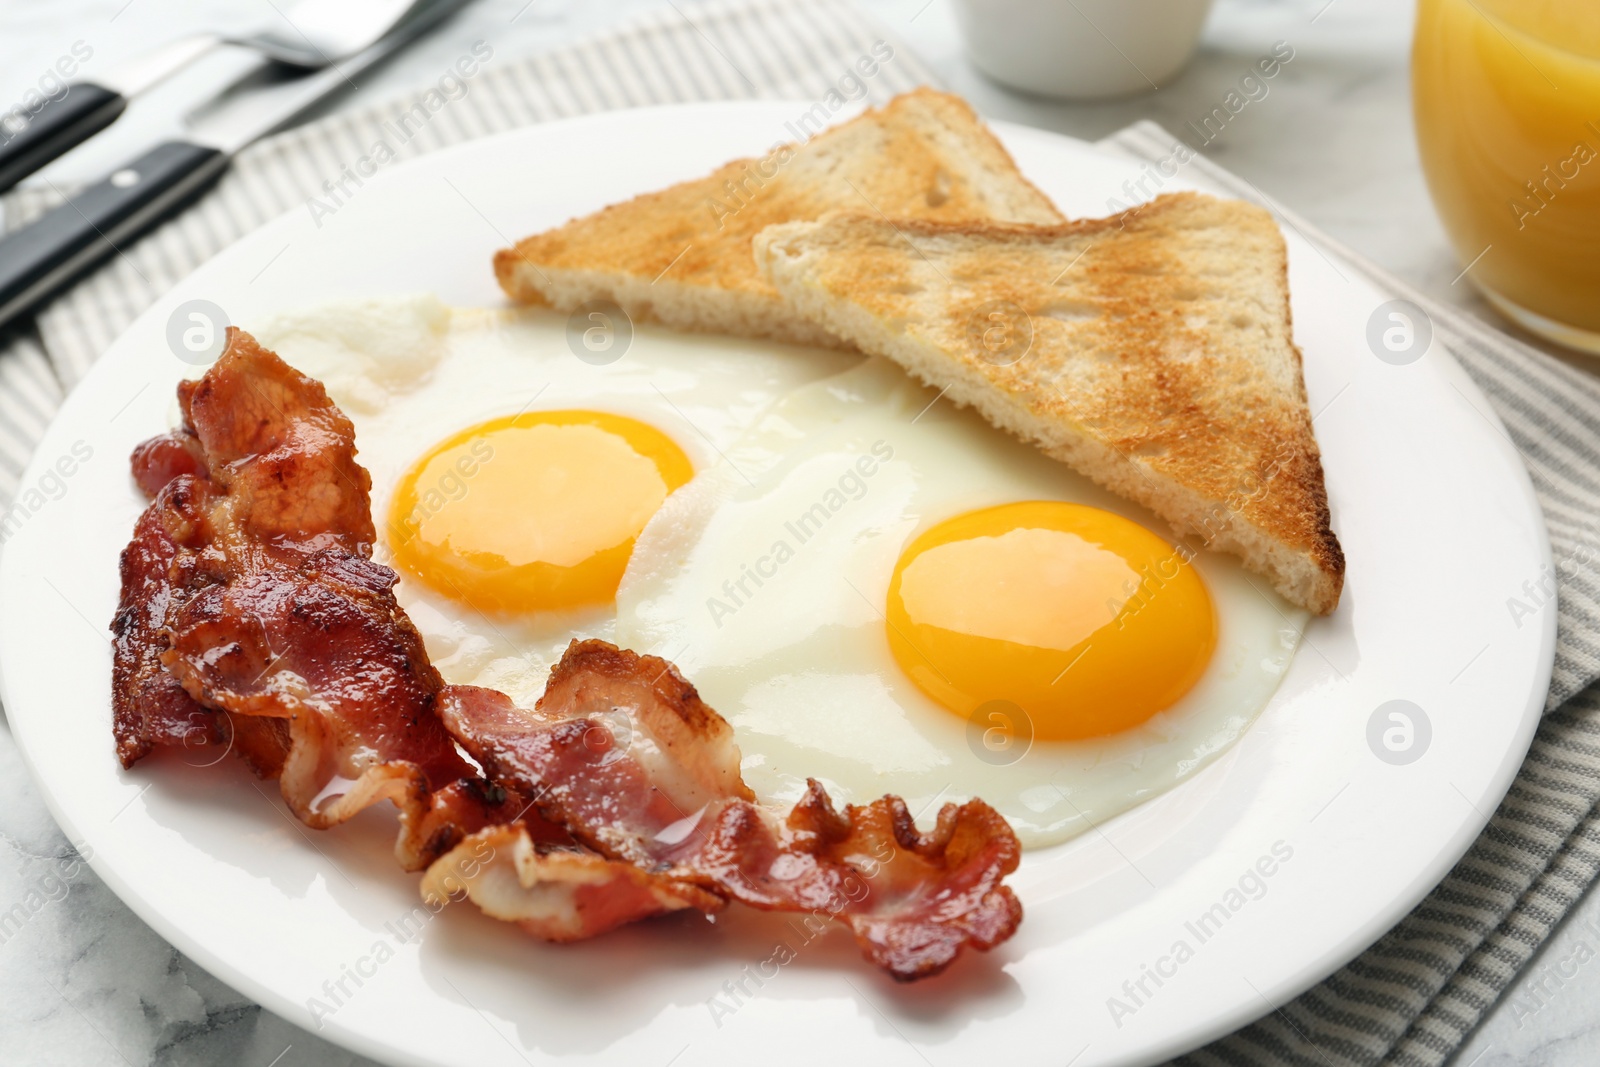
[953,0,1217,99]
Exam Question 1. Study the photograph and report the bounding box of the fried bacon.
[129,431,203,498]
[112,476,217,766]
[432,641,1023,980]
[422,823,726,942]
[112,330,514,869]
[113,333,1024,979]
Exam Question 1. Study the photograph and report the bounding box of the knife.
[0,0,468,334]
[0,36,218,195]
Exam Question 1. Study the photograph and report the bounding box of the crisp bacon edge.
[431,641,1024,981]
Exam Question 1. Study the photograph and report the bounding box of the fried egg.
[615,358,1307,849]
[254,295,857,706]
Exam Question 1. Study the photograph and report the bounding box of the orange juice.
[1413,0,1600,348]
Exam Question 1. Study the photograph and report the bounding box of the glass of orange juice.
[1413,0,1600,353]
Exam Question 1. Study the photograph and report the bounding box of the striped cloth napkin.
[3,2,1599,1064]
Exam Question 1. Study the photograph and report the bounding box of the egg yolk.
[387,410,692,613]
[885,501,1216,741]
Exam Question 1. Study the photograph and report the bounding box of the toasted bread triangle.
[493,89,1063,347]
[756,192,1344,614]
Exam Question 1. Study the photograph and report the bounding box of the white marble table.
[0,1,1594,1063]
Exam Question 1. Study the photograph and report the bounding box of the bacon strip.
[435,641,1023,980]
[422,824,725,942]
[115,442,299,778]
[112,473,218,767]
[112,330,513,869]
[113,333,1025,978]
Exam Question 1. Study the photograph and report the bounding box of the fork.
[0,0,433,194]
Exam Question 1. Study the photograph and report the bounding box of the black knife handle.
[0,82,127,194]
[0,141,230,333]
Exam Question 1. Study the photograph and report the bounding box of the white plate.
[0,102,1554,1067]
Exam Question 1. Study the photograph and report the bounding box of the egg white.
[615,358,1309,849]
[254,295,858,706]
